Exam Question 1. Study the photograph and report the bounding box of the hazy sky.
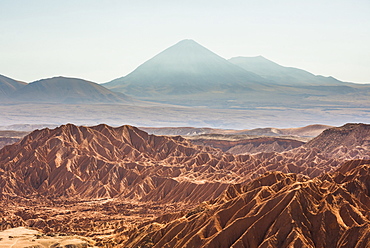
[1,0,369,84]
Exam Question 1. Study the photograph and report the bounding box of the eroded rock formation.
[124,160,370,247]
[0,123,369,247]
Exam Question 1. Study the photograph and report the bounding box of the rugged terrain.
[0,123,369,247]
[124,159,370,247]
[1,123,368,200]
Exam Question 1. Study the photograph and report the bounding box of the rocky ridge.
[1,123,369,201]
[124,160,370,247]
[0,124,230,201]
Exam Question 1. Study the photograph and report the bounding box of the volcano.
[104,39,269,97]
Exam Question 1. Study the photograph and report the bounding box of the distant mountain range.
[1,39,369,111]
[228,56,344,86]
[105,40,349,95]
[141,124,331,138]
[104,39,271,97]
[103,39,370,108]
[0,76,130,104]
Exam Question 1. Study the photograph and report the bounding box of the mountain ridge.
[102,39,370,109]
[124,160,370,247]
[2,40,370,111]
[0,74,27,99]
[9,76,131,104]
[104,39,272,97]
[1,123,370,201]
[228,56,346,86]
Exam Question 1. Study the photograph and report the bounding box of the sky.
[1,0,370,84]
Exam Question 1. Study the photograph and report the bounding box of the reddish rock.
[125,161,370,248]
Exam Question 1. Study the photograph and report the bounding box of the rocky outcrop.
[0,124,231,202]
[306,123,370,154]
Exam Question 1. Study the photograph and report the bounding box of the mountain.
[228,56,370,107]
[104,39,270,97]
[305,123,370,153]
[12,76,130,104]
[0,124,232,200]
[0,74,26,99]
[125,161,370,248]
[228,56,345,86]
[102,40,370,109]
